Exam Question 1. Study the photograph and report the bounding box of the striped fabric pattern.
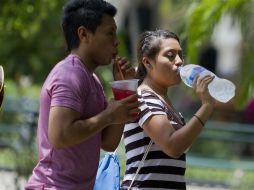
[121,90,186,190]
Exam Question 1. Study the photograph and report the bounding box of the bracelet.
[193,114,205,127]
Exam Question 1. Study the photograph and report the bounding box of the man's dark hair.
[61,0,117,51]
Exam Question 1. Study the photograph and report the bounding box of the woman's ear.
[142,57,153,70]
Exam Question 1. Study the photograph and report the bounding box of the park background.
[0,0,254,189]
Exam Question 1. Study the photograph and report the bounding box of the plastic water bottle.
[179,64,236,103]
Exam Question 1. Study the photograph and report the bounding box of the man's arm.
[100,97,139,152]
[98,57,138,151]
[101,124,124,152]
[48,94,139,149]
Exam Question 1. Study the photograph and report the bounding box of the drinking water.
[179,64,236,103]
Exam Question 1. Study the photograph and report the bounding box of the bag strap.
[141,89,185,126]
[127,140,153,190]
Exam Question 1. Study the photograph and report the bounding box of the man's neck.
[71,49,97,72]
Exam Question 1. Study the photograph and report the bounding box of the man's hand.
[105,93,140,124]
[113,56,136,80]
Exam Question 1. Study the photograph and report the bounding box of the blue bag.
[93,152,120,190]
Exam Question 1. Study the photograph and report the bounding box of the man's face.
[88,14,119,67]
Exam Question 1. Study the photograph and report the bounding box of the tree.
[0,1,66,84]
[184,0,254,107]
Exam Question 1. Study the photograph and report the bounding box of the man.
[25,0,139,189]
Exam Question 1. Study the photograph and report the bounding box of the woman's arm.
[142,75,215,158]
[142,103,213,158]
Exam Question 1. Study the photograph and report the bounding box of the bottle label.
[186,67,205,86]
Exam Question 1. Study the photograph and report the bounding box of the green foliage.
[15,144,37,178]
[0,140,37,178]
[96,66,114,98]
[185,0,254,106]
[0,0,128,97]
[1,0,253,106]
[189,139,234,159]
[4,79,41,98]
[238,47,254,106]
[0,1,66,84]
[186,0,250,63]
[0,149,16,170]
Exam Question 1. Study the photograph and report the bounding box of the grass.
[186,166,254,190]
[0,149,16,170]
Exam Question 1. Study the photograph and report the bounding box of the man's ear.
[142,57,153,70]
[77,26,90,43]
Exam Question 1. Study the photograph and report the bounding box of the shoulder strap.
[141,89,185,126]
[127,140,153,190]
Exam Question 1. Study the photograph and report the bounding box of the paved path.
[0,171,230,190]
[187,186,229,190]
[0,171,26,190]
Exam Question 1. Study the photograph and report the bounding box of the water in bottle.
[179,64,236,103]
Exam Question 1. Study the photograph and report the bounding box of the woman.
[121,30,215,190]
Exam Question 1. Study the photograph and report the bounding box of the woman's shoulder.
[138,88,160,99]
[137,88,165,108]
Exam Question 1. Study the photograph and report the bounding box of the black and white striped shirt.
[121,89,186,190]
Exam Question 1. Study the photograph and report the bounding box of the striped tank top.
[121,89,186,190]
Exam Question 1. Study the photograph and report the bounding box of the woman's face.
[149,38,183,87]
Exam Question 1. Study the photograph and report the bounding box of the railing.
[186,119,254,188]
[1,97,254,188]
[0,96,39,189]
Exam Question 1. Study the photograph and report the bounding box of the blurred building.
[108,0,160,63]
[212,14,242,81]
